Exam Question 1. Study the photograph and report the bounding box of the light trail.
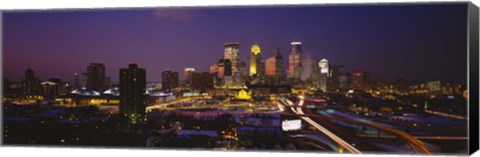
[284,97,362,154]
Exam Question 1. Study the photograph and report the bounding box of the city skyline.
[4,4,468,83]
[2,3,473,154]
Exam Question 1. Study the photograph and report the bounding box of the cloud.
[152,9,199,23]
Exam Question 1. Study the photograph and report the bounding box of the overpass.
[278,95,433,154]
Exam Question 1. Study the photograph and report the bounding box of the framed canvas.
[1,1,479,156]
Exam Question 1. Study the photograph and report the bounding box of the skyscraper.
[217,59,232,78]
[249,43,263,77]
[22,68,41,97]
[161,70,179,90]
[351,71,368,91]
[288,42,302,80]
[318,58,330,92]
[86,63,106,92]
[119,64,147,125]
[184,68,195,85]
[265,48,284,84]
[73,72,88,89]
[329,65,345,91]
[224,42,240,74]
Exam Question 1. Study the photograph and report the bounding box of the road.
[283,95,434,154]
[279,96,362,154]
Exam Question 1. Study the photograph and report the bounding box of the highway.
[281,95,434,154]
[280,96,362,154]
[280,95,437,154]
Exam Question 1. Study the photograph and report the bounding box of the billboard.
[282,119,302,131]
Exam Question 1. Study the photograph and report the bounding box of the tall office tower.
[210,63,219,74]
[318,58,330,92]
[86,63,106,92]
[73,72,88,89]
[161,70,179,90]
[329,65,345,91]
[351,71,367,91]
[224,42,240,73]
[265,48,284,84]
[22,68,42,96]
[184,68,195,83]
[306,57,320,87]
[249,43,263,77]
[288,42,303,80]
[217,59,232,78]
[119,64,147,125]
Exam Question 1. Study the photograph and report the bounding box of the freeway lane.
[295,95,433,154]
[280,98,362,154]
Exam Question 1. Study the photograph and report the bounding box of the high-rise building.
[191,72,214,91]
[265,48,284,84]
[217,59,232,78]
[73,72,88,89]
[22,69,42,97]
[351,71,368,91]
[184,68,195,84]
[161,71,179,90]
[86,63,106,92]
[41,78,71,98]
[224,42,240,73]
[209,63,219,74]
[318,58,330,92]
[329,65,345,91]
[288,42,302,80]
[249,43,263,77]
[119,64,147,125]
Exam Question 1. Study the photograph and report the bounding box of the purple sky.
[3,4,468,84]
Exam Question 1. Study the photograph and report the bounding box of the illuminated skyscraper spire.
[249,43,263,76]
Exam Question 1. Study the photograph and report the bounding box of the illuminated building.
[218,59,232,77]
[224,42,240,74]
[249,43,263,77]
[235,88,252,100]
[184,68,195,84]
[318,58,329,92]
[22,68,42,97]
[210,63,219,74]
[427,80,441,92]
[73,72,88,89]
[161,71,179,90]
[119,63,147,125]
[41,78,71,99]
[351,71,368,91]
[86,63,106,92]
[265,48,284,85]
[288,42,302,81]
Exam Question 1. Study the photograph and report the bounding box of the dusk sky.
[3,3,468,84]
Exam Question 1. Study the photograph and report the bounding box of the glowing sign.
[282,119,302,131]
